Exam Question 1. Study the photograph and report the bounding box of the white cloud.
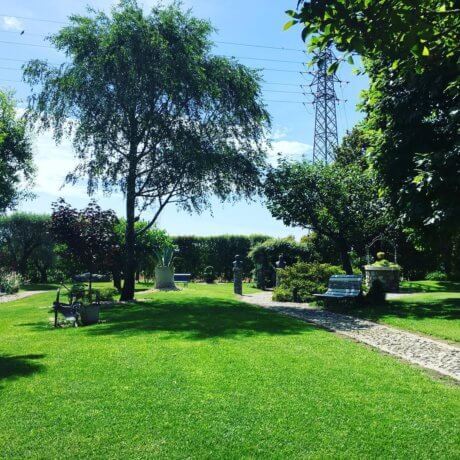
[268,139,312,165]
[31,131,84,198]
[1,16,23,31]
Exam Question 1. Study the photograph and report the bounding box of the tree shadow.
[338,297,460,323]
[86,296,312,340]
[0,354,45,386]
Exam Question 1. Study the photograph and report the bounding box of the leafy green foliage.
[290,1,459,260]
[273,261,344,302]
[292,0,459,78]
[154,246,176,268]
[265,160,388,273]
[24,1,270,300]
[173,234,271,280]
[0,91,34,212]
[249,237,312,288]
[425,271,449,282]
[0,213,53,280]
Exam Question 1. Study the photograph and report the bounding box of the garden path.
[0,291,47,303]
[244,291,460,381]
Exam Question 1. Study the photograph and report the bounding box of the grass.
[329,281,460,342]
[401,280,460,292]
[340,292,460,342]
[0,283,459,458]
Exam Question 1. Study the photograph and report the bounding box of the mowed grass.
[0,284,459,458]
[338,281,460,342]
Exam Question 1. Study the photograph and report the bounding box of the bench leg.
[54,309,58,328]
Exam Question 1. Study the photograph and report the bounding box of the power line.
[0,14,306,52]
[0,13,66,24]
[0,39,51,48]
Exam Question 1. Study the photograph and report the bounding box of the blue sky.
[1,1,368,238]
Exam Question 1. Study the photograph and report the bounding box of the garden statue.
[275,253,286,287]
[233,254,243,295]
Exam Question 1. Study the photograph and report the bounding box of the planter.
[155,266,176,290]
[80,304,100,325]
[364,265,400,292]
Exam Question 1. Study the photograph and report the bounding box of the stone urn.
[80,304,100,325]
[364,265,400,292]
[155,266,176,290]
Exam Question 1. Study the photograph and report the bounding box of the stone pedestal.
[364,266,400,292]
[155,266,176,290]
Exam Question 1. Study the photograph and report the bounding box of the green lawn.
[334,281,460,342]
[401,280,460,293]
[1,284,459,458]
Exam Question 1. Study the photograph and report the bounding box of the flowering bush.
[0,271,23,294]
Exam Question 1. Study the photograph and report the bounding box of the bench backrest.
[174,273,191,282]
[327,275,362,294]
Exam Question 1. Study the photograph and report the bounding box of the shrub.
[0,271,23,294]
[94,287,119,301]
[249,238,313,288]
[425,271,448,281]
[273,262,344,303]
[366,279,386,304]
[203,266,216,283]
[67,284,118,303]
[371,259,400,269]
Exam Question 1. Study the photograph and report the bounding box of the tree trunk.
[121,155,137,301]
[113,271,122,290]
[338,239,353,275]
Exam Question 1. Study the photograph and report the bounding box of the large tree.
[265,160,387,273]
[0,90,34,212]
[24,1,270,300]
[0,213,50,276]
[287,0,459,259]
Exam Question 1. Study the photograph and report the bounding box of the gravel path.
[243,291,460,381]
[0,291,47,303]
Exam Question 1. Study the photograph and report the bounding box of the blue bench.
[314,275,363,305]
[174,273,191,286]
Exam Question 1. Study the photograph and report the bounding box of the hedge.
[173,234,271,280]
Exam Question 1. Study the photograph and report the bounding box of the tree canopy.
[265,160,387,273]
[0,90,34,213]
[51,199,119,292]
[24,0,270,299]
[0,213,51,276]
[288,0,459,252]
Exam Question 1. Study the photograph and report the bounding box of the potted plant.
[364,252,401,292]
[154,246,177,289]
[203,266,216,283]
[68,284,100,325]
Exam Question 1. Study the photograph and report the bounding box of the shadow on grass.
[0,354,45,386]
[86,296,311,340]
[21,284,59,292]
[335,297,460,323]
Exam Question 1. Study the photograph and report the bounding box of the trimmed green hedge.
[173,235,271,281]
